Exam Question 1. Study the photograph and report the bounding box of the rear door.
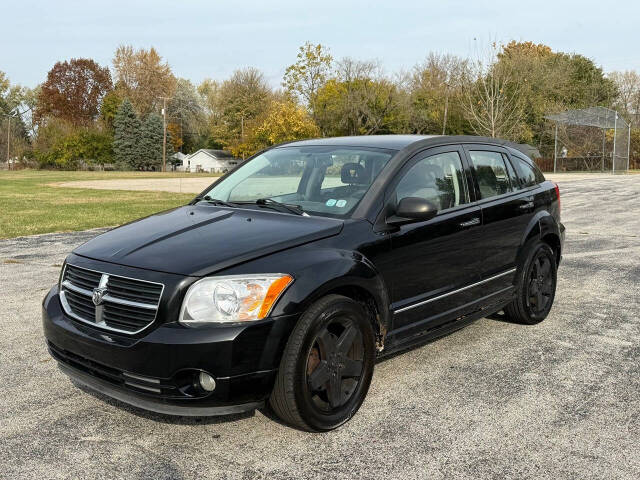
[464,145,537,291]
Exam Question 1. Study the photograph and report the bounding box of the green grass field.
[0,170,219,239]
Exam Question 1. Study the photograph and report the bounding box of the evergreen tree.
[113,99,141,169]
[138,113,165,170]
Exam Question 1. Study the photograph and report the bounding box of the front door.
[380,146,484,337]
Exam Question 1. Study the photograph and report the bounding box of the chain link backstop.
[545,107,630,174]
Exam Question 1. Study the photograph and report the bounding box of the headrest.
[341,162,368,185]
[423,164,443,180]
[411,163,442,186]
[476,165,498,185]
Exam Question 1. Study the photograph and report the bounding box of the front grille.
[59,264,164,334]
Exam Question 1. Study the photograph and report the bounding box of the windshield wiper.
[195,195,239,208]
[253,198,305,216]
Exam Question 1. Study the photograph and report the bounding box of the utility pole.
[6,117,9,170]
[2,112,17,171]
[627,122,631,173]
[158,96,172,172]
[442,83,450,135]
[612,113,617,174]
[162,97,167,172]
[241,115,245,161]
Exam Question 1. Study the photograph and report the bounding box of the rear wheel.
[505,241,557,324]
[269,295,375,431]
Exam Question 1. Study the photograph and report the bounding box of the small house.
[179,149,239,173]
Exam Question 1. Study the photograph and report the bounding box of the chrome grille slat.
[60,264,164,335]
[64,274,99,291]
[66,296,95,314]
[66,268,101,283]
[105,287,160,303]
[104,304,155,321]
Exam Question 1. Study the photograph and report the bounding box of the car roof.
[280,135,438,150]
[278,135,535,159]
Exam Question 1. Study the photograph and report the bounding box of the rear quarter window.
[513,156,544,187]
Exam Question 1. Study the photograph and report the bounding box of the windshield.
[201,146,394,217]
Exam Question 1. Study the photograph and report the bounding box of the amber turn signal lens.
[258,275,293,319]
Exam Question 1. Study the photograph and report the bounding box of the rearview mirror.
[387,197,438,225]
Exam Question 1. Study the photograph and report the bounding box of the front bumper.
[43,286,298,415]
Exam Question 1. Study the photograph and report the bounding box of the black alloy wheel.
[526,254,554,315]
[269,295,375,431]
[305,316,364,411]
[505,240,557,324]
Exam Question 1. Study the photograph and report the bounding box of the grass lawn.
[0,170,219,239]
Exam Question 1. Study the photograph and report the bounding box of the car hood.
[73,204,344,276]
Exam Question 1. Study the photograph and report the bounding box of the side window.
[503,154,521,190]
[468,151,513,199]
[512,157,539,187]
[395,151,468,211]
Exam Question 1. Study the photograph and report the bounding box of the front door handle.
[459,217,480,228]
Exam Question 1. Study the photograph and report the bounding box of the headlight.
[179,274,293,325]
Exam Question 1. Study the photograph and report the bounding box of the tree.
[407,53,469,135]
[210,68,273,157]
[254,100,320,147]
[461,43,524,140]
[32,118,113,169]
[100,90,124,130]
[167,122,183,152]
[609,70,640,117]
[165,78,205,152]
[113,99,141,168]
[137,113,165,170]
[0,71,30,163]
[315,59,404,136]
[494,41,618,150]
[112,45,176,116]
[283,42,333,119]
[35,58,112,125]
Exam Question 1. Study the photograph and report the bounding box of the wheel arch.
[314,283,387,351]
[271,248,391,351]
[518,211,563,268]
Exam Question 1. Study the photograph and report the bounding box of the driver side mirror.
[387,197,438,225]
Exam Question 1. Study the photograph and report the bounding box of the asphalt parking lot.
[1,174,638,479]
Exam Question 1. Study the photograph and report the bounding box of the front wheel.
[505,240,557,324]
[269,295,376,431]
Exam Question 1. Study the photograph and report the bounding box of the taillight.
[553,182,560,214]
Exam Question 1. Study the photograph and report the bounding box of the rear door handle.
[459,217,480,228]
[519,201,534,210]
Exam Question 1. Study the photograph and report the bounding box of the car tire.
[505,240,557,325]
[269,294,376,431]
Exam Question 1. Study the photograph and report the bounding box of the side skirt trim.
[393,268,516,314]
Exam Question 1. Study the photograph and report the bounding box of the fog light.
[198,372,216,392]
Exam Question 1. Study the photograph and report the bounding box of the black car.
[43,135,564,431]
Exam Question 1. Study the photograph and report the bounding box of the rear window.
[468,151,513,199]
[513,156,544,187]
[503,154,521,190]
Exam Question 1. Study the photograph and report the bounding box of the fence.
[545,107,630,174]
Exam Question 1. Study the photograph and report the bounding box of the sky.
[3,0,639,88]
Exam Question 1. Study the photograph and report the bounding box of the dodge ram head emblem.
[92,287,107,306]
